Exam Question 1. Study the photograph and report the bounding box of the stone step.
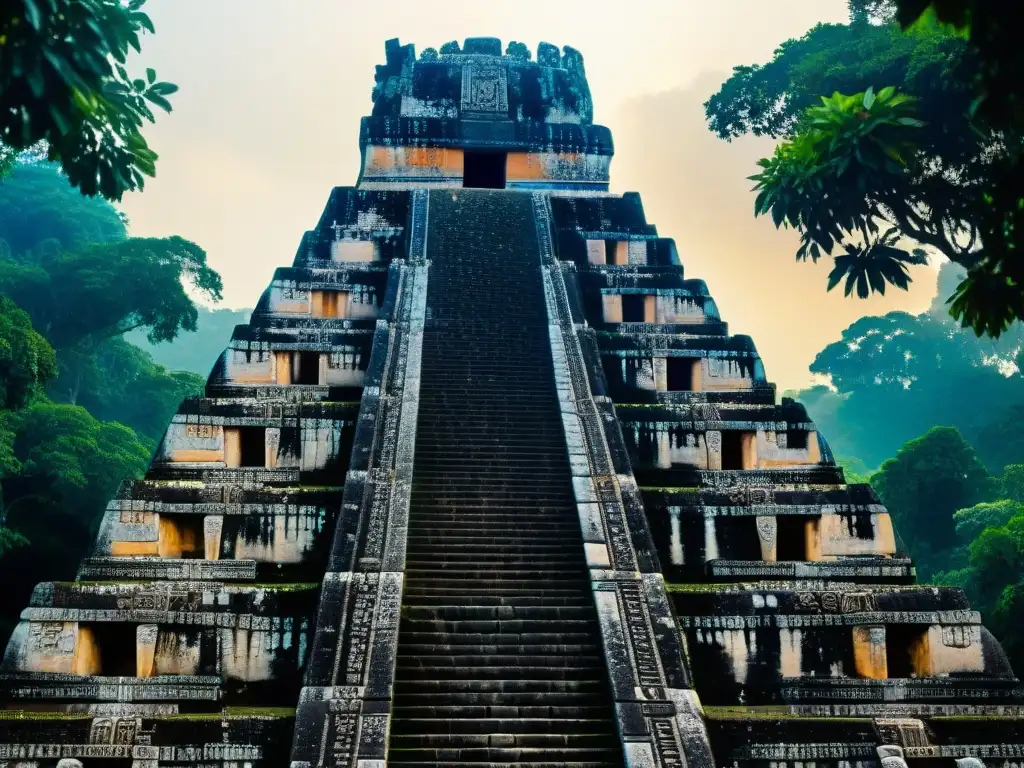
[403,606,597,621]
[399,620,599,635]
[391,705,612,719]
[393,679,609,694]
[387,747,622,763]
[403,595,591,608]
[388,761,620,768]
[398,645,601,657]
[396,656,603,670]
[397,632,599,646]
[391,732,620,748]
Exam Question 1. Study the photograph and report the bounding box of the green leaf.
[148,82,179,97]
[146,68,157,84]
[863,86,875,110]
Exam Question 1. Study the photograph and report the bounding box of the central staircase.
[389,190,624,766]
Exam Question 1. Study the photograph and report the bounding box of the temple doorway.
[463,151,507,189]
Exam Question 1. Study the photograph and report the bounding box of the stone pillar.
[643,295,656,323]
[804,517,823,562]
[274,351,292,385]
[223,427,241,467]
[602,294,622,322]
[756,516,777,562]
[853,625,888,679]
[136,624,159,678]
[204,515,224,561]
[704,517,719,561]
[586,239,605,264]
[72,625,101,676]
[652,357,667,391]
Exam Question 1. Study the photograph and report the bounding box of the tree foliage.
[706,2,1023,337]
[0,295,55,410]
[0,0,178,199]
[0,162,126,253]
[794,263,1024,468]
[871,425,994,575]
[0,235,222,349]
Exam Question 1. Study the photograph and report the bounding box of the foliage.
[975,404,1024,474]
[706,4,1023,336]
[0,162,126,254]
[795,270,1023,467]
[439,40,461,55]
[0,399,150,639]
[837,455,873,484]
[0,0,178,200]
[871,425,994,576]
[751,86,934,298]
[50,337,203,445]
[126,306,250,376]
[953,499,1024,541]
[0,295,55,410]
[0,235,223,349]
[1002,465,1024,503]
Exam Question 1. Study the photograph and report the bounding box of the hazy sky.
[120,0,937,391]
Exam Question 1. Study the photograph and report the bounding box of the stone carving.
[877,745,910,768]
[461,63,508,114]
[956,758,987,768]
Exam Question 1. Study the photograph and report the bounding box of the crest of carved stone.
[878,747,910,768]
[747,487,771,506]
[841,592,877,613]
[706,430,722,453]
[875,719,930,748]
[691,402,720,422]
[461,64,508,113]
[755,516,777,547]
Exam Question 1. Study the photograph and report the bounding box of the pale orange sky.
[119,0,936,390]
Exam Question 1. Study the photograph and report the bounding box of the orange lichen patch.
[741,433,758,470]
[804,517,823,562]
[158,515,202,559]
[72,626,101,676]
[333,240,377,262]
[231,370,275,384]
[853,625,888,679]
[274,352,292,385]
[364,145,463,176]
[907,627,935,676]
[312,290,348,319]
[224,428,241,467]
[644,295,656,323]
[111,540,159,557]
[875,513,897,556]
[136,625,157,678]
[168,449,223,463]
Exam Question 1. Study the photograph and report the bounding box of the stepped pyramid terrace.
[4,34,1024,768]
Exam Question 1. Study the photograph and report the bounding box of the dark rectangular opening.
[604,240,619,264]
[162,514,205,559]
[239,427,267,468]
[886,624,927,678]
[776,515,813,561]
[786,429,809,450]
[622,294,645,322]
[666,357,693,391]
[88,622,138,677]
[296,351,320,385]
[715,516,762,560]
[721,431,744,470]
[463,151,507,189]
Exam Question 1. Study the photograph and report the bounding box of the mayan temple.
[3,35,1024,768]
